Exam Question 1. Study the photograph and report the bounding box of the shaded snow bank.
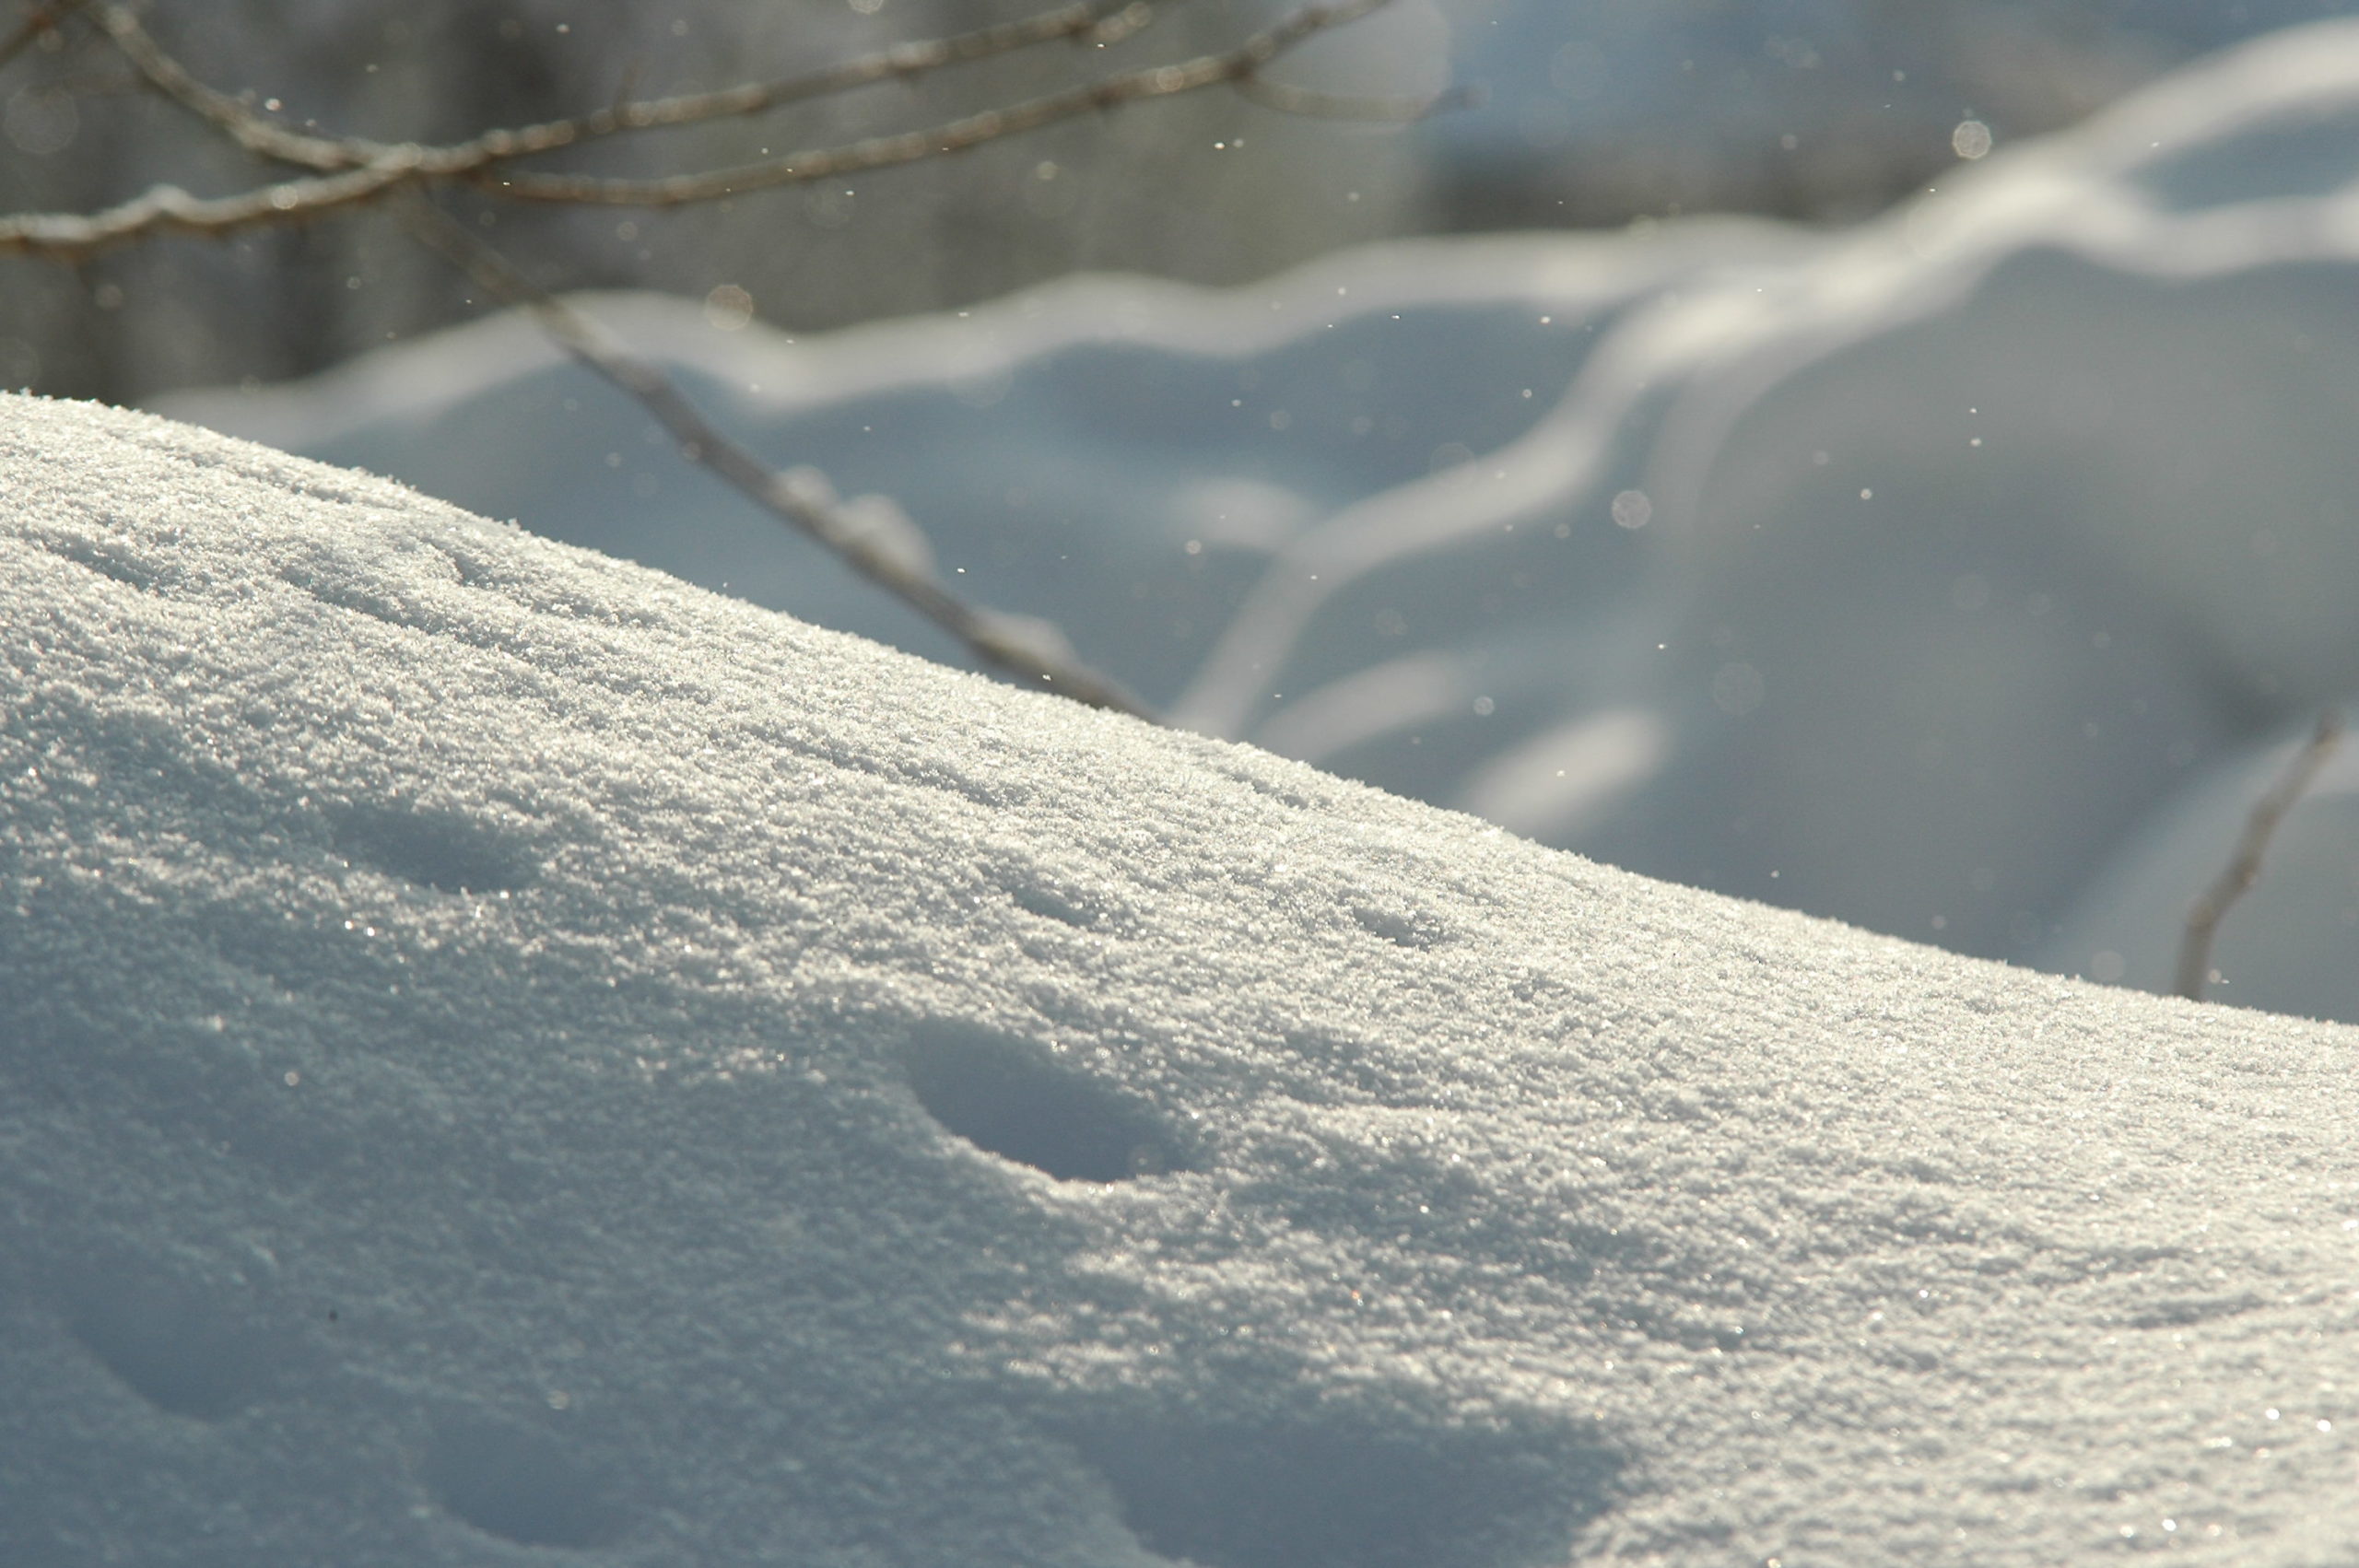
[161,18,2359,1014]
[6,395,2359,1564]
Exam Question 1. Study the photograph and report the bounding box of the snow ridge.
[6,394,2359,1564]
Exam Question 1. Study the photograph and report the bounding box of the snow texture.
[160,18,2359,1012]
[7,393,2359,1566]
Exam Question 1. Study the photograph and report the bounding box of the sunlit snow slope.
[7,396,2359,1566]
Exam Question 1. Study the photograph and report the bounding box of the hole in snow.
[423,1412,629,1549]
[901,1020,1188,1183]
[1214,764,1317,811]
[1351,905,1447,950]
[1009,882,1106,931]
[66,1265,288,1421]
[1081,1412,1618,1568]
[331,802,537,895]
[39,534,164,592]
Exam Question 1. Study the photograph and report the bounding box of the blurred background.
[6,0,2353,401]
[13,0,2359,1023]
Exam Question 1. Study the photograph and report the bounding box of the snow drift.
[6,394,2359,1565]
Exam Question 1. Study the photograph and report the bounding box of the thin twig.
[484,0,1387,207]
[88,2,361,170]
[398,195,1156,722]
[90,0,1161,177]
[1,0,1386,253]
[2174,708,2343,1000]
[1,161,428,253]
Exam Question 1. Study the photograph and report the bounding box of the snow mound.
[11,394,2359,1565]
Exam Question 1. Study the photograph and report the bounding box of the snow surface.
[160,18,2359,1012]
[9,393,2359,1565]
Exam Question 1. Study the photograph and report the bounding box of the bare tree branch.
[2,0,1387,254]
[1,160,427,252]
[485,0,1389,207]
[89,0,1163,177]
[2175,708,2343,1002]
[398,195,1156,722]
[88,1,378,170]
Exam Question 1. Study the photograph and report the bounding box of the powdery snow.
[6,394,2359,1564]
